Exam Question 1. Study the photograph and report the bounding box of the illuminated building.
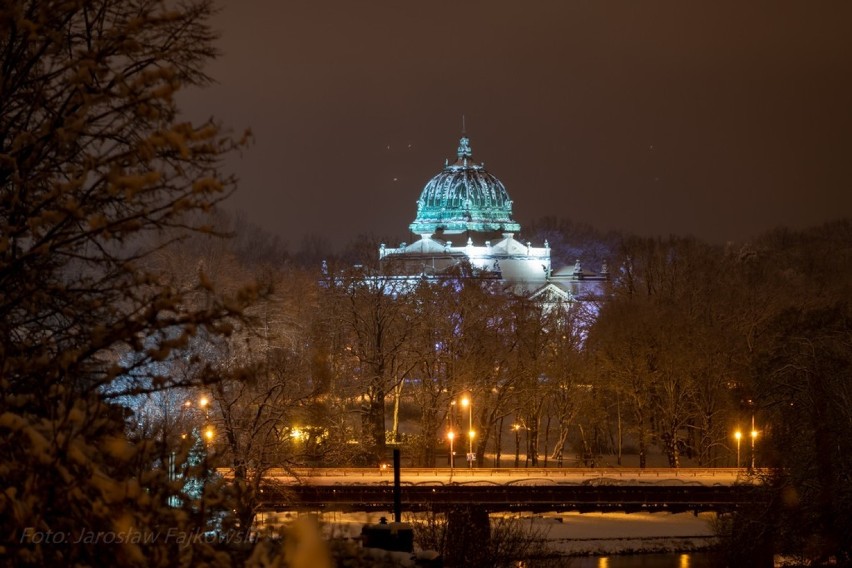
[379,132,607,301]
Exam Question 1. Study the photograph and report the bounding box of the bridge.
[269,483,762,514]
[252,467,766,514]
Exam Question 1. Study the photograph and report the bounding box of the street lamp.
[750,428,758,470]
[512,423,521,468]
[199,396,210,420]
[460,396,474,468]
[204,425,215,443]
[447,431,455,474]
[734,430,742,469]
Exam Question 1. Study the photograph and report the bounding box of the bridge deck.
[261,483,765,514]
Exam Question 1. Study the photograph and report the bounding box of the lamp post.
[512,423,521,468]
[461,396,474,468]
[199,396,210,420]
[734,430,742,469]
[750,420,758,470]
[447,431,455,474]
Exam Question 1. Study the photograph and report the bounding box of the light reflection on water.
[571,552,717,568]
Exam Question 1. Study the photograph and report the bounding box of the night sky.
[181,0,852,250]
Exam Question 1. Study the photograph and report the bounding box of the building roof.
[379,130,608,302]
[409,134,521,236]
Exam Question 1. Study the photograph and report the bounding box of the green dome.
[409,135,521,236]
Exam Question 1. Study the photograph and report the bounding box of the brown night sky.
[180,0,852,250]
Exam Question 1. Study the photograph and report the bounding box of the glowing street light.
[460,396,474,468]
[512,423,522,468]
[748,413,760,470]
[199,396,210,420]
[204,425,215,443]
[734,430,742,469]
[447,431,455,473]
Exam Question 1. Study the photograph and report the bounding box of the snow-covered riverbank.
[518,511,717,556]
[259,509,718,557]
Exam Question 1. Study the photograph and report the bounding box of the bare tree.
[589,236,743,468]
[208,274,315,531]
[405,269,511,466]
[0,1,249,564]
[320,258,417,462]
[588,298,657,468]
[541,300,590,465]
[406,279,461,466]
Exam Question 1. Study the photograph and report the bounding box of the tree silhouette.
[0,1,249,564]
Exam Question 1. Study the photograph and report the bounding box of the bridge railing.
[218,467,752,480]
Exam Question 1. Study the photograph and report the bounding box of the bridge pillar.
[445,506,490,567]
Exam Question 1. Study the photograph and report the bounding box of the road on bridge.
[250,466,754,487]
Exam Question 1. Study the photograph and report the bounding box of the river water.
[568,551,719,567]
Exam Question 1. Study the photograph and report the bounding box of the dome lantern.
[457,135,472,160]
